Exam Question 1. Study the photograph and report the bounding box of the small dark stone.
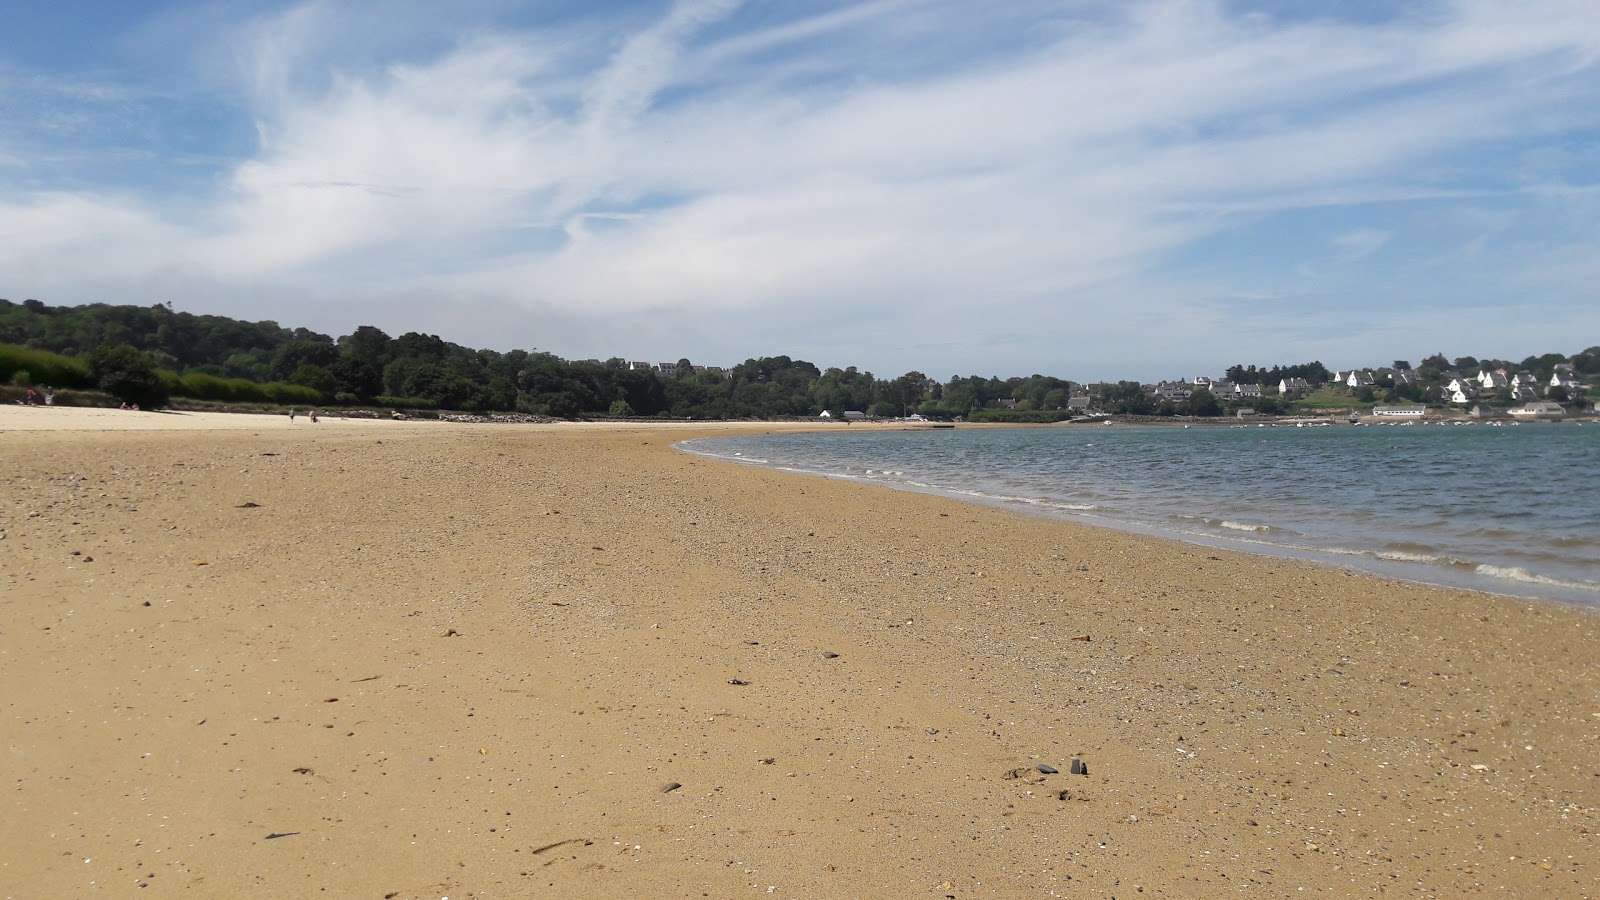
[821,651,840,659]
[445,629,459,637]
[1036,764,1059,774]
[142,601,151,607]
[661,782,682,793]
[743,640,760,645]
[727,679,749,686]
[1070,758,1088,776]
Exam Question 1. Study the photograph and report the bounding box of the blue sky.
[2,0,1597,380]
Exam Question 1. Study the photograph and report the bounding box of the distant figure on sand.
[289,408,296,423]
[309,409,319,423]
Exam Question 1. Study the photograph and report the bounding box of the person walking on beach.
[309,409,319,423]
[289,408,296,423]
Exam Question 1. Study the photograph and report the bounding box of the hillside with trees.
[2,297,1594,419]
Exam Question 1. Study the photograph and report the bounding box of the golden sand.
[3,405,1597,897]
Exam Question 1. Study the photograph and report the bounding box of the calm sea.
[682,423,1600,608]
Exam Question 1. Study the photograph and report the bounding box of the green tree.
[289,363,337,397]
[89,344,169,408]
[609,399,635,417]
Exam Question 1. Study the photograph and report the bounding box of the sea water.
[682,422,1600,608]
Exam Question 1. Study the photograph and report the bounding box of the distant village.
[1127,361,1595,421]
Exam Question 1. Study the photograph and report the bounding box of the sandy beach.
[3,405,1597,898]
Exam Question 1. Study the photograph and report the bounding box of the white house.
[1445,377,1478,397]
[1280,377,1311,396]
[1550,374,1585,395]
[1508,402,1565,420]
[1236,383,1263,399]
[1510,384,1537,401]
[1392,369,1420,386]
[1478,370,1508,389]
[1448,385,1477,404]
[1373,404,1427,418]
[1346,370,1376,388]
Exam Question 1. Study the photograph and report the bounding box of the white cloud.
[3,0,1599,376]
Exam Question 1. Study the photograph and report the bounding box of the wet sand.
[3,405,1597,897]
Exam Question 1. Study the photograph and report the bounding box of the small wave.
[1473,565,1600,593]
[1374,550,1470,567]
[937,487,1100,513]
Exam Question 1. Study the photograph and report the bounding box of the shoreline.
[4,415,1597,896]
[679,427,1600,612]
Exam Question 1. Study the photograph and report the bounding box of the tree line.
[2,297,1593,417]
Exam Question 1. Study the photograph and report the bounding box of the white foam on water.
[1376,550,1458,565]
[1473,565,1600,593]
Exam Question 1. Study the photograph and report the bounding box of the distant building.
[1509,402,1565,420]
[1235,407,1259,419]
[1372,405,1427,418]
[1279,377,1311,396]
[1346,370,1376,388]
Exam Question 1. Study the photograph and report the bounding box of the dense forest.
[1,297,1594,418]
[0,297,1026,417]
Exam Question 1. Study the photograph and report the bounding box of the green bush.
[262,382,324,404]
[177,372,269,402]
[0,344,91,389]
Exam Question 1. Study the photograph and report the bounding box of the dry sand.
[3,404,1598,897]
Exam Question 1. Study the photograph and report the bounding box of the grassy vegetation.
[0,345,91,389]
[1286,389,1366,412]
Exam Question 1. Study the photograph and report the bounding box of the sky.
[1,0,1597,381]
